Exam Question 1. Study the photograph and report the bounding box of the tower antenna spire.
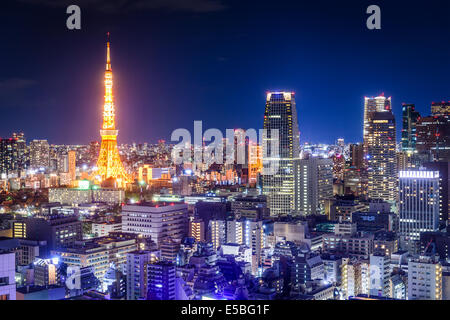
[106,32,111,70]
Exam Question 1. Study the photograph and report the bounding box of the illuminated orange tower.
[96,33,130,187]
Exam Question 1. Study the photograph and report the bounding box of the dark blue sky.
[1,0,450,145]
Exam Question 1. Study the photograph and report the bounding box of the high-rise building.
[248,142,262,186]
[29,139,49,170]
[243,220,265,269]
[408,255,442,300]
[121,203,188,246]
[399,170,440,247]
[349,143,364,169]
[341,258,363,299]
[208,219,226,251]
[126,250,160,300]
[147,261,176,300]
[12,132,26,171]
[96,34,130,187]
[431,101,450,116]
[0,138,18,176]
[369,252,390,297]
[57,152,69,173]
[68,150,76,182]
[363,95,392,149]
[401,103,420,152]
[297,157,333,215]
[365,111,397,202]
[262,91,300,216]
[188,219,205,243]
[423,162,450,223]
[226,220,244,245]
[416,115,450,162]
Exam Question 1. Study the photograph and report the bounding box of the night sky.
[1,0,450,145]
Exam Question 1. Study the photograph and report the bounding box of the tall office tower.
[401,104,421,152]
[369,252,391,297]
[126,250,160,300]
[208,219,226,251]
[416,115,450,161]
[423,162,450,223]
[96,34,130,187]
[297,157,333,215]
[399,170,440,250]
[408,255,442,300]
[396,150,419,172]
[147,261,176,300]
[29,139,50,170]
[363,95,392,148]
[0,251,16,300]
[262,91,300,216]
[0,138,18,176]
[362,95,392,198]
[431,101,450,116]
[365,111,397,202]
[12,132,26,171]
[349,143,364,169]
[121,203,188,246]
[68,150,76,182]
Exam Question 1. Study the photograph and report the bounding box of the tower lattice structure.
[96,34,131,187]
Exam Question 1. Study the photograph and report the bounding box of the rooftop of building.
[53,234,137,253]
[92,220,122,225]
[374,231,398,241]
[16,285,64,294]
[124,201,186,208]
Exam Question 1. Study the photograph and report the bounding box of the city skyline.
[1,0,450,144]
[2,0,450,305]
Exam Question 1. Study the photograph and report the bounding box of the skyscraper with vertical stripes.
[365,110,397,202]
[262,91,300,216]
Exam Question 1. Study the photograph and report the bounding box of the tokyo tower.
[96,33,131,187]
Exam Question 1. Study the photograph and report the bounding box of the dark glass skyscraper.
[0,137,18,176]
[262,92,300,216]
[401,104,420,152]
[416,115,450,161]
